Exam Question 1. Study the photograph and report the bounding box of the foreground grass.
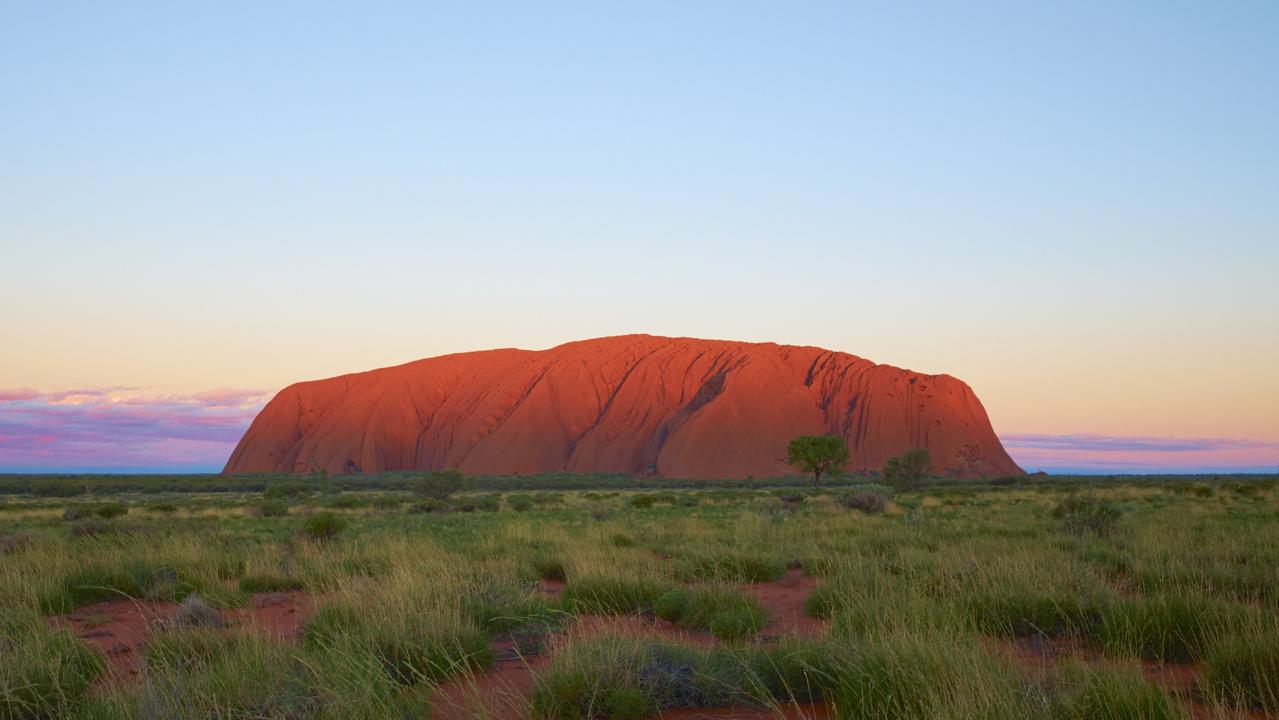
[0,477,1274,718]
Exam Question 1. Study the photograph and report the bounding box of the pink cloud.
[0,388,39,402]
[1001,433,1279,473]
[0,387,273,472]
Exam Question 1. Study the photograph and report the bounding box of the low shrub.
[147,502,179,513]
[776,492,806,505]
[255,499,289,517]
[589,504,617,521]
[508,495,535,511]
[302,512,347,541]
[408,498,451,514]
[63,502,129,521]
[370,495,403,511]
[30,479,86,497]
[323,494,362,509]
[68,518,116,538]
[173,594,225,629]
[415,469,467,500]
[94,501,129,519]
[840,491,887,514]
[610,533,636,547]
[0,530,33,555]
[263,479,310,500]
[454,494,502,512]
[1053,495,1122,536]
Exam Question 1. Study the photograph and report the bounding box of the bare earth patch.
[51,591,314,683]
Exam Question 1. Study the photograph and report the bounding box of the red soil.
[744,569,827,638]
[52,591,313,683]
[225,334,1020,479]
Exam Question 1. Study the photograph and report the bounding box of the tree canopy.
[787,435,849,486]
[882,448,933,490]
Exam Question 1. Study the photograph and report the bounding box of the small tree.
[882,448,932,490]
[415,469,467,500]
[787,435,849,487]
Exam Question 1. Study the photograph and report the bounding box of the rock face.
[224,335,1021,479]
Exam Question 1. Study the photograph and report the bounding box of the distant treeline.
[0,471,1276,497]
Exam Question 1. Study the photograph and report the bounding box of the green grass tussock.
[0,607,103,719]
[560,575,673,615]
[654,585,767,641]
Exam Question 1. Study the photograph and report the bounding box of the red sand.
[52,591,313,683]
[745,569,827,638]
[225,334,1020,479]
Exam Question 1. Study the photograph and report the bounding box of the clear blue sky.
[2,2,1277,472]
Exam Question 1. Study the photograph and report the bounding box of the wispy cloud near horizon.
[0,387,271,472]
[1002,433,1279,474]
[1,390,1275,474]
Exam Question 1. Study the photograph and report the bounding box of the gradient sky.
[2,2,1277,473]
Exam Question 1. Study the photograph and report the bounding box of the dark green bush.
[323,494,362,509]
[263,479,310,500]
[255,499,289,517]
[453,494,501,512]
[302,512,347,541]
[415,469,467,500]
[508,495,535,511]
[881,448,932,491]
[95,501,128,519]
[68,518,119,538]
[407,498,451,514]
[840,491,887,514]
[31,479,86,497]
[1053,495,1122,536]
